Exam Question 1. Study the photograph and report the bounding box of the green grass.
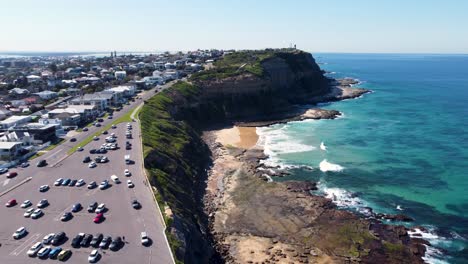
[28,138,65,160]
[67,105,141,154]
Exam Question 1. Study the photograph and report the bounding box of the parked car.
[83,156,91,163]
[37,199,48,208]
[69,179,77,186]
[141,232,150,246]
[27,241,43,257]
[62,178,71,185]
[127,180,134,188]
[95,203,106,213]
[20,162,29,168]
[76,179,85,187]
[43,233,54,244]
[6,171,17,178]
[31,209,43,219]
[71,233,85,248]
[39,185,49,192]
[80,234,93,247]
[54,178,63,186]
[124,169,131,176]
[24,208,34,218]
[109,236,122,251]
[13,227,27,239]
[93,136,99,141]
[77,146,84,151]
[102,130,108,135]
[93,213,104,223]
[99,180,109,190]
[21,200,32,208]
[131,199,141,209]
[70,138,77,142]
[87,202,98,212]
[89,162,97,168]
[48,246,62,259]
[61,212,73,222]
[37,246,51,258]
[88,249,100,263]
[90,233,103,247]
[72,203,82,212]
[51,232,66,246]
[87,181,97,189]
[0,168,8,174]
[89,149,97,154]
[6,199,17,207]
[99,236,111,249]
[36,160,47,167]
[57,249,71,261]
[83,127,89,131]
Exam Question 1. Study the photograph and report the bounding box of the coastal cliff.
[140,49,423,263]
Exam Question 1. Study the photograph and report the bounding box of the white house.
[34,91,58,100]
[114,71,127,80]
[9,88,30,96]
[0,141,23,161]
[0,115,32,130]
[26,75,41,83]
[143,76,164,85]
[105,85,136,98]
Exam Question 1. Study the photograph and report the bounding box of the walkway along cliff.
[139,49,426,263]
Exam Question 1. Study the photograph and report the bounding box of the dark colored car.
[62,178,71,185]
[80,234,93,247]
[97,118,104,122]
[83,156,91,163]
[6,172,18,178]
[72,203,82,212]
[89,149,97,154]
[99,236,111,249]
[126,145,131,150]
[131,199,141,209]
[0,168,8,174]
[61,212,72,222]
[102,130,108,135]
[90,233,103,247]
[87,202,98,212]
[109,236,122,251]
[83,127,89,131]
[69,179,77,187]
[70,138,77,142]
[48,246,62,258]
[36,160,47,167]
[51,232,66,246]
[5,199,17,207]
[71,233,85,248]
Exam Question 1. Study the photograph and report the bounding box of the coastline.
[203,79,427,263]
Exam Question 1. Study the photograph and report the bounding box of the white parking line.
[9,232,42,256]
[3,179,10,186]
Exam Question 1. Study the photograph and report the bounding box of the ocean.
[257,53,468,263]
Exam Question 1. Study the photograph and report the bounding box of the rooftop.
[0,141,22,150]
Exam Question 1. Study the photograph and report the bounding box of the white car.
[24,208,35,218]
[43,233,54,244]
[31,209,43,219]
[99,180,108,190]
[127,180,134,188]
[37,246,51,258]
[124,169,131,177]
[54,178,63,186]
[76,179,85,187]
[95,203,106,213]
[13,227,27,239]
[88,181,97,189]
[21,200,32,208]
[88,249,100,263]
[141,232,150,245]
[37,199,48,208]
[77,146,84,151]
[89,162,97,168]
[27,241,43,257]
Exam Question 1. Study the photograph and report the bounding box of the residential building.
[34,90,58,100]
[105,85,136,98]
[0,142,23,161]
[114,71,127,80]
[0,115,32,130]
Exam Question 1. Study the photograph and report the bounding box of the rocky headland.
[139,49,425,263]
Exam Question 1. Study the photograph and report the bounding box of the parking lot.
[0,120,173,263]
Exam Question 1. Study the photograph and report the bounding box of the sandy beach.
[215,126,259,149]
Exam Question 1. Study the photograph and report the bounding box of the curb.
[0,177,32,198]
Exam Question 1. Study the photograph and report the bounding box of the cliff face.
[140,51,335,263]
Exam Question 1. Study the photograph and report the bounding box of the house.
[154,61,166,71]
[162,70,179,81]
[8,88,30,97]
[143,76,164,86]
[0,115,33,130]
[1,123,57,145]
[114,71,127,80]
[48,105,98,125]
[174,60,185,67]
[34,91,58,100]
[0,142,23,161]
[69,92,115,110]
[0,108,12,121]
[105,85,136,98]
[26,75,41,83]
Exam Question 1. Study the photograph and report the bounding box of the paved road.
[0,85,174,263]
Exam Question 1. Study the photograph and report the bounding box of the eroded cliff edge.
[140,49,424,263]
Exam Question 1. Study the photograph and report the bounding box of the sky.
[0,0,467,54]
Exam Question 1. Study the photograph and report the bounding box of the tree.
[49,63,58,73]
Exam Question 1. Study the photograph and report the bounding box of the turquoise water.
[257,53,468,263]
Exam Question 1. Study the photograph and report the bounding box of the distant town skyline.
[1,0,467,54]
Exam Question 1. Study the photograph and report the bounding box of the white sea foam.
[319,159,344,172]
[408,227,451,264]
[396,205,403,211]
[320,185,367,210]
[320,142,327,151]
[256,126,316,168]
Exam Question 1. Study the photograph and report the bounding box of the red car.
[94,213,104,223]
[6,172,17,178]
[5,199,17,207]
